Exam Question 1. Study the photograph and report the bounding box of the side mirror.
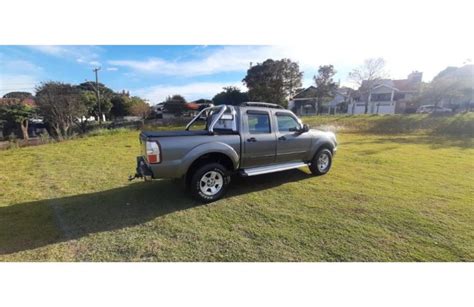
[290,124,310,133]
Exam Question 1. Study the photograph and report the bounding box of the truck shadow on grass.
[0,169,312,256]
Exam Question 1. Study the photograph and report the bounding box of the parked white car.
[416,105,452,114]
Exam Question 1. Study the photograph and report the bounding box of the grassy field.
[0,115,473,261]
[302,112,474,136]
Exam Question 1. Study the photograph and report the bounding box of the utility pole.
[93,67,102,125]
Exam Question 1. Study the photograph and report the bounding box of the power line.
[93,67,102,126]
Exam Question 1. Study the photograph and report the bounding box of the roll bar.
[208,105,227,133]
[185,105,230,133]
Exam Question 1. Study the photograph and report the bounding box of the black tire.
[309,148,332,176]
[189,163,230,203]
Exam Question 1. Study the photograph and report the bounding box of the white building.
[348,71,423,115]
[288,86,353,116]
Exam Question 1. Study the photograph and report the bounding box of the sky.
[0,45,472,105]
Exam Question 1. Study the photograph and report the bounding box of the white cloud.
[88,60,101,67]
[108,46,294,77]
[0,55,43,95]
[133,81,246,104]
[29,45,69,57]
[28,45,102,66]
[108,44,473,83]
[106,67,118,71]
[0,74,39,96]
[1,59,43,74]
[106,45,359,79]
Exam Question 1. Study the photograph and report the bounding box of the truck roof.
[239,102,284,109]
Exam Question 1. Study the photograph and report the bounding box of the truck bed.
[141,130,211,138]
[141,129,239,138]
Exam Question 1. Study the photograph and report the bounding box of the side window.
[277,114,300,132]
[247,113,271,134]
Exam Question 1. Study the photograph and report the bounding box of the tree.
[212,86,249,105]
[422,64,474,111]
[461,87,474,112]
[0,104,36,140]
[422,78,460,108]
[348,57,388,114]
[77,82,113,119]
[76,81,115,96]
[35,82,86,139]
[163,94,187,116]
[2,91,33,100]
[129,100,151,119]
[243,58,303,106]
[110,94,132,118]
[313,65,338,114]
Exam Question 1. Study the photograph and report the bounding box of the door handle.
[247,137,257,142]
[278,136,286,141]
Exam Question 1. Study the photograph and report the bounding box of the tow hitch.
[128,174,140,181]
[129,156,153,182]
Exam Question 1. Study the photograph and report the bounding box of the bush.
[38,131,52,144]
[433,114,474,136]
[87,128,131,137]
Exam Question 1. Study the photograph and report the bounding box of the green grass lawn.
[0,119,473,261]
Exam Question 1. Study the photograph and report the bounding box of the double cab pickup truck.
[131,102,337,202]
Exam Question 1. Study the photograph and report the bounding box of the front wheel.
[190,163,230,203]
[309,148,332,176]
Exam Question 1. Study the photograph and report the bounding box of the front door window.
[277,114,300,132]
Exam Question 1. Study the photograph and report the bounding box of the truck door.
[241,110,276,168]
[274,112,313,163]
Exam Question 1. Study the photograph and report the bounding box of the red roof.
[0,98,17,106]
[184,103,200,110]
[0,97,36,107]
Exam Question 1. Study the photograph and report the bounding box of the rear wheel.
[190,163,230,203]
[309,148,332,176]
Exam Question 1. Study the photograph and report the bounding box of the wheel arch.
[310,139,335,160]
[181,143,239,185]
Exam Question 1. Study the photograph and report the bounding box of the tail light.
[146,141,161,164]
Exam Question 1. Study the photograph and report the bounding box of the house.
[160,100,214,120]
[152,103,164,118]
[328,87,354,114]
[288,86,353,116]
[187,99,214,116]
[348,71,423,114]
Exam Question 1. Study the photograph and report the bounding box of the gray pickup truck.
[131,102,337,202]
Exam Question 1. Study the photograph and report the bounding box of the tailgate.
[139,132,149,159]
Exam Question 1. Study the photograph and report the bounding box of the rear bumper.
[135,156,153,180]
